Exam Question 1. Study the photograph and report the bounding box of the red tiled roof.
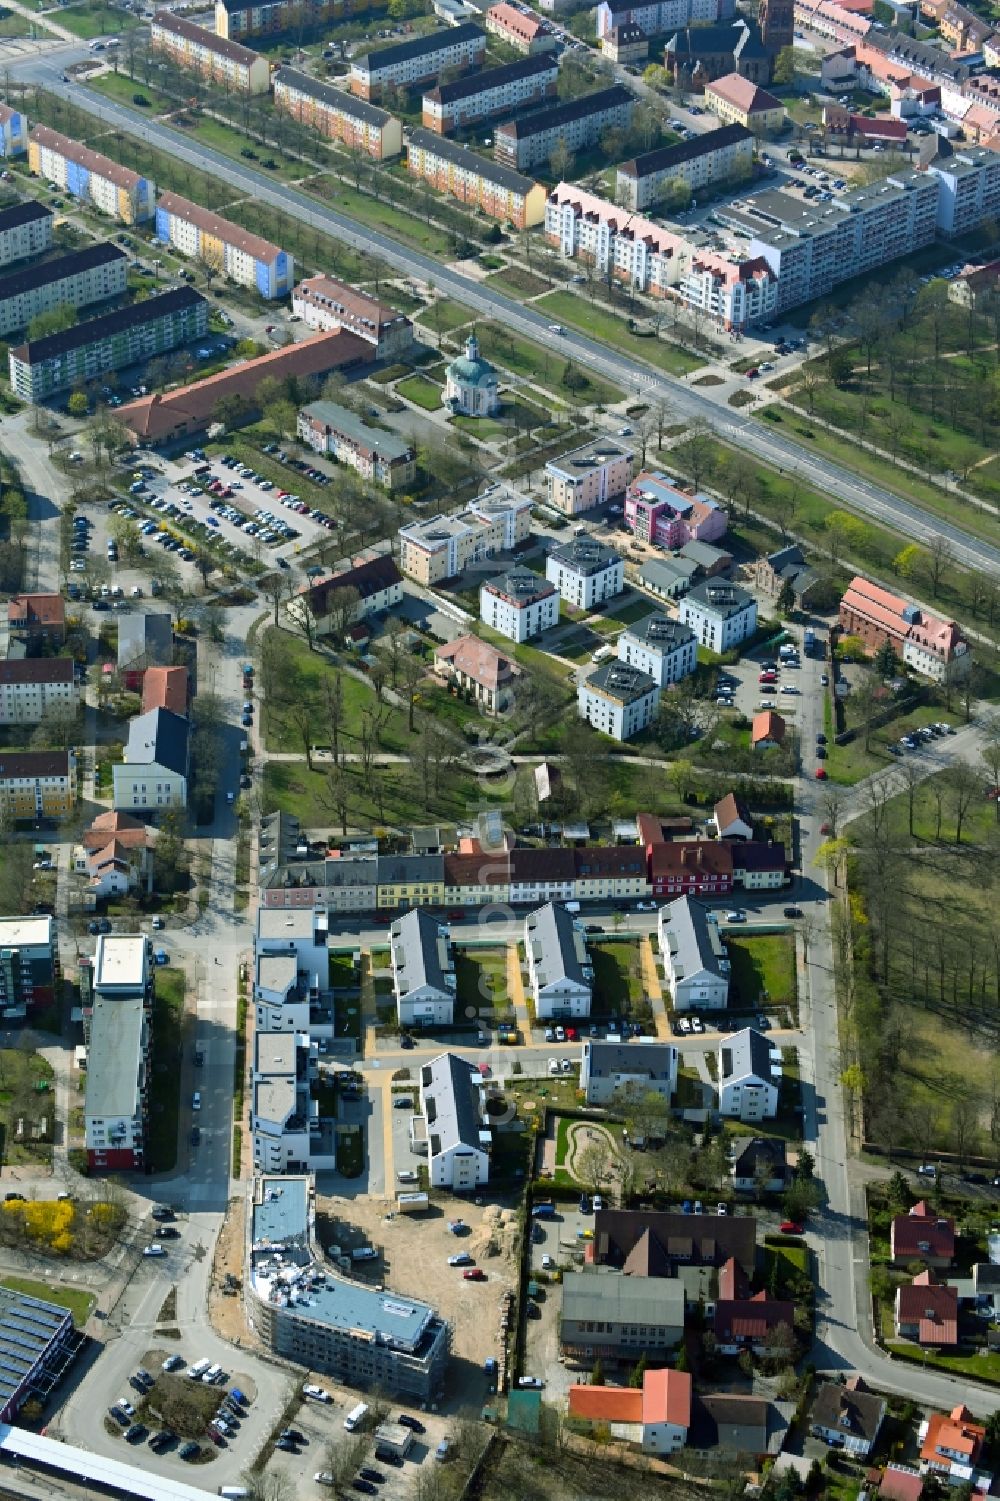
[568,1385,643,1423]
[897,1272,958,1342]
[82,810,155,851]
[879,1466,924,1501]
[434,634,519,693]
[643,1368,691,1429]
[707,72,783,112]
[0,658,73,685]
[142,666,188,716]
[751,709,785,744]
[890,1205,955,1263]
[8,593,65,629]
[920,1407,985,1466]
[648,840,734,881]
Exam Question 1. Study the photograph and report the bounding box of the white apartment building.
[399,495,532,585]
[254,907,330,1034]
[0,658,76,725]
[390,908,456,1028]
[929,147,1000,236]
[418,1051,491,1189]
[578,661,660,741]
[679,579,757,653]
[112,707,189,813]
[616,123,753,212]
[0,201,51,269]
[580,1039,677,1105]
[150,10,271,93]
[545,437,635,516]
[350,23,486,101]
[422,53,558,134]
[291,274,413,357]
[617,613,697,687]
[0,243,127,339]
[659,897,730,1011]
[524,902,593,1020]
[480,569,559,642]
[596,0,728,39]
[717,1027,780,1121]
[251,1029,335,1174]
[546,536,624,611]
[0,103,28,158]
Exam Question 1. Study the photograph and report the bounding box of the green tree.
[777,577,796,617]
[28,304,76,341]
[67,390,89,417]
[628,1353,648,1388]
[772,45,796,84]
[893,542,926,581]
[873,638,898,678]
[590,1357,605,1386]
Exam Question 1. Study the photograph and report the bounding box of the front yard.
[725,932,796,1010]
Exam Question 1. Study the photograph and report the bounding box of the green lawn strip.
[397,375,442,411]
[0,1047,55,1167]
[261,630,411,755]
[484,268,555,299]
[475,323,624,407]
[724,933,795,1008]
[183,116,304,185]
[879,767,1000,845]
[88,71,174,113]
[589,939,643,1014]
[148,967,185,1174]
[420,299,475,336]
[535,291,704,377]
[454,948,509,1016]
[886,1343,1000,1384]
[826,702,966,788]
[263,753,512,828]
[314,180,455,257]
[0,1276,94,1326]
[58,2,140,35]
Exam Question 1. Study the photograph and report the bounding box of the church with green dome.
[444,331,500,418]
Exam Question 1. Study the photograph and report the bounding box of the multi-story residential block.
[718,1027,779,1120]
[659,896,730,1010]
[545,437,635,515]
[545,184,778,330]
[795,0,871,46]
[704,73,785,133]
[418,1051,491,1188]
[578,660,659,742]
[679,578,757,653]
[546,536,623,611]
[443,849,512,908]
[274,69,402,160]
[290,556,403,638]
[112,707,190,813]
[509,847,575,906]
[0,201,51,269]
[433,635,520,715]
[9,286,207,402]
[406,128,547,226]
[0,103,28,158]
[7,593,65,648]
[0,749,76,820]
[254,906,330,1033]
[400,494,531,584]
[639,813,734,898]
[0,1286,78,1424]
[251,1028,335,1172]
[561,1272,684,1360]
[150,11,271,92]
[422,54,557,134]
[485,1,557,51]
[572,845,649,903]
[495,86,634,171]
[928,147,1000,237]
[390,908,456,1028]
[28,126,155,224]
[839,575,970,681]
[155,191,293,298]
[291,274,412,355]
[617,123,752,211]
[481,568,558,642]
[297,400,415,490]
[0,915,57,1017]
[350,24,486,101]
[580,1039,677,1105]
[83,935,152,1171]
[247,1174,450,1398]
[811,1379,887,1457]
[919,1406,993,1490]
[0,243,127,340]
[375,853,446,912]
[216,0,359,41]
[596,0,735,40]
[0,658,76,726]
[617,613,697,688]
[524,901,593,1019]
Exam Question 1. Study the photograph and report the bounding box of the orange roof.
[142,665,188,716]
[921,1408,985,1465]
[8,592,64,628]
[568,1385,643,1423]
[488,1,548,38]
[642,1368,691,1429]
[81,810,155,851]
[752,709,786,744]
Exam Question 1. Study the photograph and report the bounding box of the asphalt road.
[13,57,1000,579]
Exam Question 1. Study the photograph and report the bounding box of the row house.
[274,69,402,160]
[150,11,271,92]
[28,125,154,224]
[0,243,126,340]
[422,53,558,134]
[0,200,51,269]
[155,191,293,299]
[350,24,486,102]
[406,128,547,227]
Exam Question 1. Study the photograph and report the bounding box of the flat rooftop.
[0,915,52,950]
[93,934,148,993]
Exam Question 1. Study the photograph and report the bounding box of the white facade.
[351,24,486,95]
[717,1027,779,1121]
[659,897,730,1011]
[480,573,558,643]
[578,662,660,742]
[0,205,51,268]
[617,615,696,687]
[580,1039,677,1105]
[0,662,76,725]
[546,546,624,611]
[420,1051,491,1190]
[524,902,593,1019]
[0,247,127,339]
[390,909,456,1028]
[679,581,757,654]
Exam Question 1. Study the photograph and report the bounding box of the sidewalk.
[638,935,668,1040]
[505,944,531,1035]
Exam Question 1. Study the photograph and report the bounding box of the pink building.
[624,471,728,549]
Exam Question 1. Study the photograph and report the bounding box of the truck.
[344,1402,369,1432]
[531,1202,556,1219]
[803,628,817,657]
[351,1246,378,1262]
[397,1192,429,1214]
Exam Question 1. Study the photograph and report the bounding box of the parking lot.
[106,1343,259,1472]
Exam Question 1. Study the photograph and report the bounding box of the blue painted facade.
[0,112,24,157]
[65,161,90,201]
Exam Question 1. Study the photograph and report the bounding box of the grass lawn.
[263,752,512,829]
[475,323,624,407]
[887,1343,1000,1383]
[454,947,510,1018]
[825,702,965,787]
[725,933,796,1008]
[535,291,704,377]
[397,374,442,411]
[881,768,999,845]
[58,2,140,35]
[88,71,174,114]
[336,1124,364,1177]
[0,1276,94,1326]
[261,627,411,756]
[485,267,554,299]
[0,1048,55,1168]
[322,182,454,257]
[589,940,644,1015]
[421,298,474,336]
[148,967,185,1174]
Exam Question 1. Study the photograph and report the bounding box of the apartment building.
[216,0,359,40]
[485,2,557,51]
[0,916,57,1018]
[291,275,412,356]
[399,493,532,584]
[0,243,126,340]
[545,183,778,329]
[297,400,415,490]
[596,0,734,39]
[626,470,728,547]
[28,126,155,224]
[155,191,293,298]
[0,103,28,158]
[546,536,624,610]
[617,613,697,687]
[718,1026,779,1120]
[247,1175,449,1399]
[375,853,446,912]
[659,896,730,1010]
[0,201,51,269]
[419,1051,491,1188]
[9,286,207,402]
[405,128,547,227]
[545,436,634,515]
[0,749,75,820]
[679,579,757,653]
[350,24,486,102]
[112,707,190,813]
[7,593,64,649]
[251,1028,335,1172]
[274,68,402,160]
[617,123,752,211]
[839,575,970,681]
[580,1039,677,1105]
[929,147,1000,237]
[705,74,785,133]
[390,908,456,1027]
[83,936,152,1171]
[495,86,634,171]
[254,906,331,1034]
[578,660,660,741]
[0,658,76,726]
[524,902,593,1019]
[422,53,558,134]
[290,556,403,638]
[150,11,271,92]
[480,568,558,642]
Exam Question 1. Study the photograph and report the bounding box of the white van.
[186,1358,211,1379]
[344,1402,369,1432]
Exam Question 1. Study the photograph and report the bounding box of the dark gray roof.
[620,123,751,180]
[584,1039,676,1082]
[0,242,125,307]
[666,20,767,58]
[811,1380,885,1442]
[719,1026,773,1085]
[765,544,805,571]
[622,613,695,652]
[684,578,753,619]
[407,128,537,195]
[525,901,591,990]
[421,1050,485,1157]
[585,660,658,704]
[274,67,393,127]
[117,610,173,669]
[733,1136,786,1175]
[496,85,633,140]
[484,567,555,603]
[354,22,484,74]
[11,287,205,364]
[0,199,51,234]
[426,52,556,105]
[390,908,453,1000]
[375,853,445,886]
[549,535,621,575]
[124,707,190,777]
[0,1286,71,1409]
